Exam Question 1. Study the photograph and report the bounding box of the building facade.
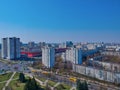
[73,64,120,84]
[1,38,8,59]
[1,37,20,60]
[42,47,55,68]
[66,47,82,64]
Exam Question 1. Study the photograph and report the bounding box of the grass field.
[9,80,25,90]
[48,80,56,87]
[55,84,71,90]
[9,78,45,90]
[0,72,13,82]
[36,76,46,82]
[8,74,30,90]
[0,82,6,90]
[13,72,20,79]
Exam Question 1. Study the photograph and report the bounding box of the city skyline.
[0,0,120,43]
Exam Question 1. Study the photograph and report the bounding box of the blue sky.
[0,0,120,43]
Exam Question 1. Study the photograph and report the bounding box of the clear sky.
[0,0,120,43]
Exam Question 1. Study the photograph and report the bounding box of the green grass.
[0,72,13,82]
[36,76,46,82]
[13,72,20,79]
[9,78,45,90]
[0,82,6,90]
[9,80,26,90]
[7,73,31,90]
[0,59,8,63]
[63,84,71,90]
[55,84,71,90]
[48,80,56,87]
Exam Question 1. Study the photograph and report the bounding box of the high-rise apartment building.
[66,47,82,64]
[42,47,55,68]
[28,41,35,48]
[1,38,8,59]
[66,41,73,47]
[1,37,20,60]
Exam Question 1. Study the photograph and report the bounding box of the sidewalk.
[25,73,44,85]
[2,72,16,90]
[70,87,76,90]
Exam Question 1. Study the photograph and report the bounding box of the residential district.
[0,37,120,90]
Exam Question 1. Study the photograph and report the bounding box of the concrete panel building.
[42,47,55,68]
[1,38,8,59]
[1,37,20,60]
[73,64,120,84]
[86,67,95,77]
[66,47,82,64]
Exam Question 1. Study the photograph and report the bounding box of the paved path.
[2,72,16,90]
[70,87,76,90]
[35,78,44,86]
[25,73,43,85]
[50,82,61,90]
[25,73,56,90]
[44,80,48,85]
[54,82,60,88]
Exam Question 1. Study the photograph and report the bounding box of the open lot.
[0,82,6,90]
[13,72,20,79]
[9,80,25,90]
[0,72,13,82]
[55,83,71,90]
[36,76,46,82]
[48,80,56,87]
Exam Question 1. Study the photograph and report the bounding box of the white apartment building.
[86,44,97,50]
[73,64,120,84]
[1,38,8,59]
[65,47,82,64]
[42,47,55,68]
[1,37,20,60]
[59,43,66,48]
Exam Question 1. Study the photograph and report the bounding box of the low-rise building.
[73,64,120,84]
